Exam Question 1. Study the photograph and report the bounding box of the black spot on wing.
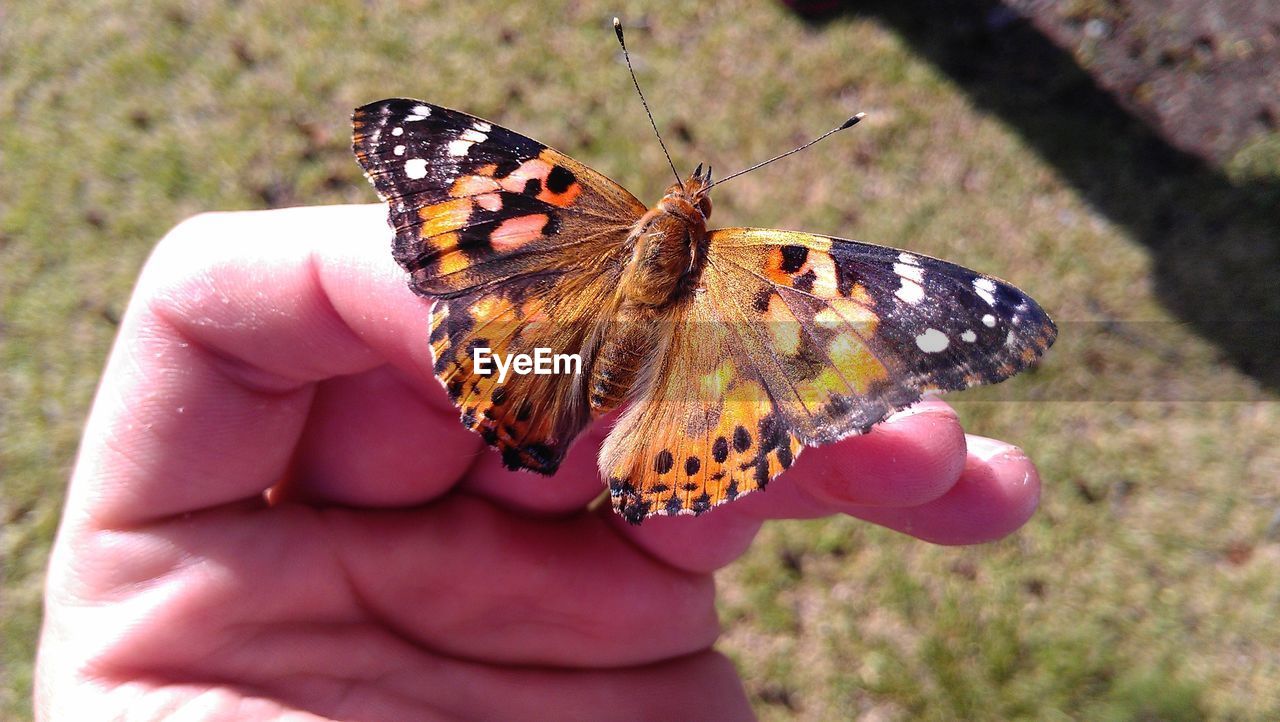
[621,497,652,525]
[753,288,773,312]
[779,245,809,274]
[793,269,817,293]
[542,213,562,237]
[691,493,712,515]
[546,165,576,194]
[664,494,683,515]
[712,437,729,463]
[654,449,675,474]
[725,479,740,501]
[684,456,701,476]
[758,415,784,452]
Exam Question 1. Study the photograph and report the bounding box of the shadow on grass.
[801,0,1280,391]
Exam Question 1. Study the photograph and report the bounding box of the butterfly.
[351,27,1055,525]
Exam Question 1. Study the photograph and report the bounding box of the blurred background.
[2,1,1277,718]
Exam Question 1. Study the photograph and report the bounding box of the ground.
[2,1,1278,719]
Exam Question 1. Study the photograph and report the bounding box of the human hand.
[36,205,1040,720]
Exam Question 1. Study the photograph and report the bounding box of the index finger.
[70,205,443,528]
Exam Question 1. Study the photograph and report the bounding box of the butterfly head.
[659,163,714,222]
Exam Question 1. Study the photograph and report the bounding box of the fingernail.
[966,435,1026,463]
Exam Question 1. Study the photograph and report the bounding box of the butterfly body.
[586,173,714,411]
[353,98,1056,524]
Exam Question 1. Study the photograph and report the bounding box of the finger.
[458,417,614,516]
[845,435,1041,544]
[285,364,481,507]
[73,205,445,528]
[612,400,967,573]
[784,399,969,509]
[330,494,720,667]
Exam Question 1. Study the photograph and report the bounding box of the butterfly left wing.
[353,99,647,473]
[353,98,646,297]
[601,227,1055,522]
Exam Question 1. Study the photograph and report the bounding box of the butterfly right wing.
[600,227,1055,522]
[598,282,806,523]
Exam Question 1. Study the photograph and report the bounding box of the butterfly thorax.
[587,176,712,414]
[617,174,713,306]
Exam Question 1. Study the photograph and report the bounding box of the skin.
[36,204,1042,721]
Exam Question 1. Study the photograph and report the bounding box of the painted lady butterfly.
[352,21,1056,524]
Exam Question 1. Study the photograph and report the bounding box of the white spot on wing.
[982,313,996,327]
[393,144,405,156]
[1006,329,1018,346]
[473,121,492,132]
[974,277,997,306]
[391,127,404,136]
[898,252,919,265]
[403,158,428,179]
[894,262,924,283]
[447,139,474,157]
[895,279,925,304]
[915,328,949,353]
[459,128,488,143]
[404,105,431,122]
[894,261,925,304]
[961,330,977,343]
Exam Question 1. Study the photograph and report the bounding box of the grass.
[3,0,1278,719]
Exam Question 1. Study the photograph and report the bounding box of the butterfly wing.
[353,99,647,472]
[601,227,1055,522]
[353,98,646,297]
[600,291,807,522]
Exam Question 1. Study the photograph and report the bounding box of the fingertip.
[851,435,1042,545]
[792,399,967,509]
[960,435,1042,536]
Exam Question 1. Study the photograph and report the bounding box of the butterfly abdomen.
[588,307,659,414]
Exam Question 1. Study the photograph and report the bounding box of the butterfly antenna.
[614,17,683,187]
[702,113,866,192]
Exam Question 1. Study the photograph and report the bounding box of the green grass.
[3,1,1278,719]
